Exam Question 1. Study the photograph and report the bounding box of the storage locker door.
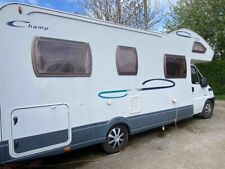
[10,104,71,158]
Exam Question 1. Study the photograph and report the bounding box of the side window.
[164,54,187,78]
[192,41,206,54]
[116,46,138,75]
[32,37,92,77]
[191,66,199,84]
[191,66,202,84]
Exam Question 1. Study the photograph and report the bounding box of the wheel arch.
[106,117,131,135]
[208,97,215,109]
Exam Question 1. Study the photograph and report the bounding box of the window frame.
[32,37,92,77]
[116,46,138,76]
[164,54,187,79]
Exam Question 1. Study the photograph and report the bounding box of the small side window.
[192,41,206,54]
[116,46,138,75]
[164,54,187,78]
[32,37,92,77]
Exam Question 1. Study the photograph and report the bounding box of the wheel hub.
[108,127,125,148]
[205,103,212,114]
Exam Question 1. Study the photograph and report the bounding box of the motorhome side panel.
[0,106,6,163]
[0,3,167,140]
[0,3,214,164]
[1,3,187,161]
[0,108,4,163]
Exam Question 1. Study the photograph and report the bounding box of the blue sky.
[0,0,82,13]
[0,0,178,14]
[0,0,178,31]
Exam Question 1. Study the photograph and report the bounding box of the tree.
[165,0,225,59]
[144,0,148,29]
[76,0,165,31]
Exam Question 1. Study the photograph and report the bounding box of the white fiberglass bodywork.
[0,3,214,164]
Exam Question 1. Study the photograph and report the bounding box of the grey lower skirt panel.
[0,105,193,164]
[14,129,69,153]
[128,105,193,134]
[0,141,7,163]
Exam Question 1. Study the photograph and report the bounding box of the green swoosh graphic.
[98,90,129,99]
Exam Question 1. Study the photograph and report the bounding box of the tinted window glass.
[192,41,206,54]
[116,46,138,75]
[191,66,199,84]
[191,66,203,84]
[33,37,92,77]
[164,55,186,78]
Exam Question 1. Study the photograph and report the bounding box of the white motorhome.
[0,3,215,164]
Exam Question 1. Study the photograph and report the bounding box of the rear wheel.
[201,100,213,119]
[102,124,128,154]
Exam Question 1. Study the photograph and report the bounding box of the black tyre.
[201,100,213,119]
[102,124,128,154]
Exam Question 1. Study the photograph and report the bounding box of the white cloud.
[151,0,178,5]
[150,0,178,13]
[150,0,178,9]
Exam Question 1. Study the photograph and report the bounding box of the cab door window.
[191,66,202,84]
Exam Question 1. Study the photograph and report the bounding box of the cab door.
[191,65,208,114]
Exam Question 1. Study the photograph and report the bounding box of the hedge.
[197,60,225,95]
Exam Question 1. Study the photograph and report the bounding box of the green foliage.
[197,60,225,95]
[216,95,225,100]
[165,0,225,59]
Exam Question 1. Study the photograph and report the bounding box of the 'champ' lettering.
[7,20,49,31]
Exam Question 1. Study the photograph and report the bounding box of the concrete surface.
[3,101,225,169]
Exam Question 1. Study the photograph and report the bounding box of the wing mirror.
[200,78,208,88]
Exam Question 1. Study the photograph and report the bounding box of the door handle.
[192,87,194,92]
[13,116,18,125]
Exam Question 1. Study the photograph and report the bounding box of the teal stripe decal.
[98,90,129,99]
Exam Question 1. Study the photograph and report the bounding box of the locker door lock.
[13,116,18,125]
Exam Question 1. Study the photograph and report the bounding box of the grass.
[215,95,225,100]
